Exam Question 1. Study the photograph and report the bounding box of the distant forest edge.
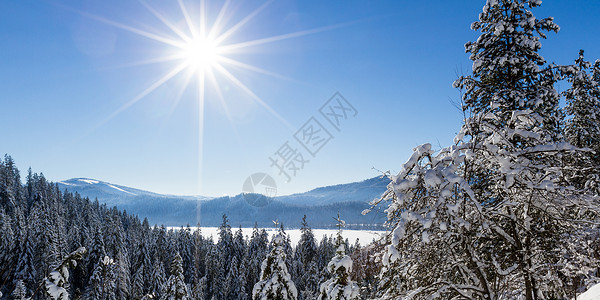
[55,177,389,228]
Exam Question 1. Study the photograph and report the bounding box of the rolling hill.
[56,177,389,228]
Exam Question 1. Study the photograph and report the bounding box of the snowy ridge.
[78,179,99,184]
[57,177,389,228]
[107,184,137,196]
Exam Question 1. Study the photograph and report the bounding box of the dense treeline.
[0,156,380,299]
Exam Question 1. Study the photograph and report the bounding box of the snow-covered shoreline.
[168,227,386,246]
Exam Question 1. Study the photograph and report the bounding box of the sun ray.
[207,0,231,40]
[199,0,207,39]
[76,10,185,49]
[93,62,188,130]
[157,67,196,134]
[178,0,198,40]
[139,0,192,43]
[212,63,295,131]
[220,23,348,52]
[151,68,196,148]
[213,0,273,45]
[218,56,292,81]
[101,54,182,70]
[196,68,206,195]
[205,67,240,138]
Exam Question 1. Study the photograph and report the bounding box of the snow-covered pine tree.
[369,142,501,298]
[149,256,167,299]
[43,247,87,300]
[204,242,224,299]
[217,214,234,269]
[247,224,269,295]
[317,214,359,300]
[238,257,251,299]
[295,215,319,297]
[132,241,152,299]
[131,264,146,300]
[453,0,600,297]
[191,227,206,285]
[316,236,335,289]
[278,223,295,279]
[11,279,28,300]
[225,256,248,300]
[175,225,194,285]
[87,255,116,300]
[31,195,68,284]
[48,188,69,266]
[252,222,298,300]
[0,155,22,212]
[191,276,208,300]
[299,261,320,300]
[455,0,560,130]
[104,214,125,260]
[154,225,171,274]
[62,196,89,299]
[233,226,247,262]
[0,208,14,287]
[370,0,600,299]
[349,243,381,299]
[160,252,190,300]
[557,53,600,295]
[295,217,316,264]
[562,50,600,192]
[14,221,36,296]
[86,228,106,290]
[115,249,131,300]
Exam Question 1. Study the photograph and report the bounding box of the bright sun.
[88,0,336,129]
[180,36,221,73]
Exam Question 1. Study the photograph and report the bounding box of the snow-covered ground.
[169,227,386,246]
[576,283,600,300]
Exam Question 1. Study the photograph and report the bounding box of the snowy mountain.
[57,177,388,228]
[56,178,209,225]
[58,178,205,201]
[277,176,388,206]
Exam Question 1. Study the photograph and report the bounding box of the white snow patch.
[328,250,353,272]
[576,283,600,300]
[171,227,384,246]
[78,179,99,184]
[107,184,137,196]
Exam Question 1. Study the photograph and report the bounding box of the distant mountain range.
[56,177,389,228]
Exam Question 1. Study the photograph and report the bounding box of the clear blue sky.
[1,0,599,197]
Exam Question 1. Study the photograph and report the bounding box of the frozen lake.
[169,227,386,246]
